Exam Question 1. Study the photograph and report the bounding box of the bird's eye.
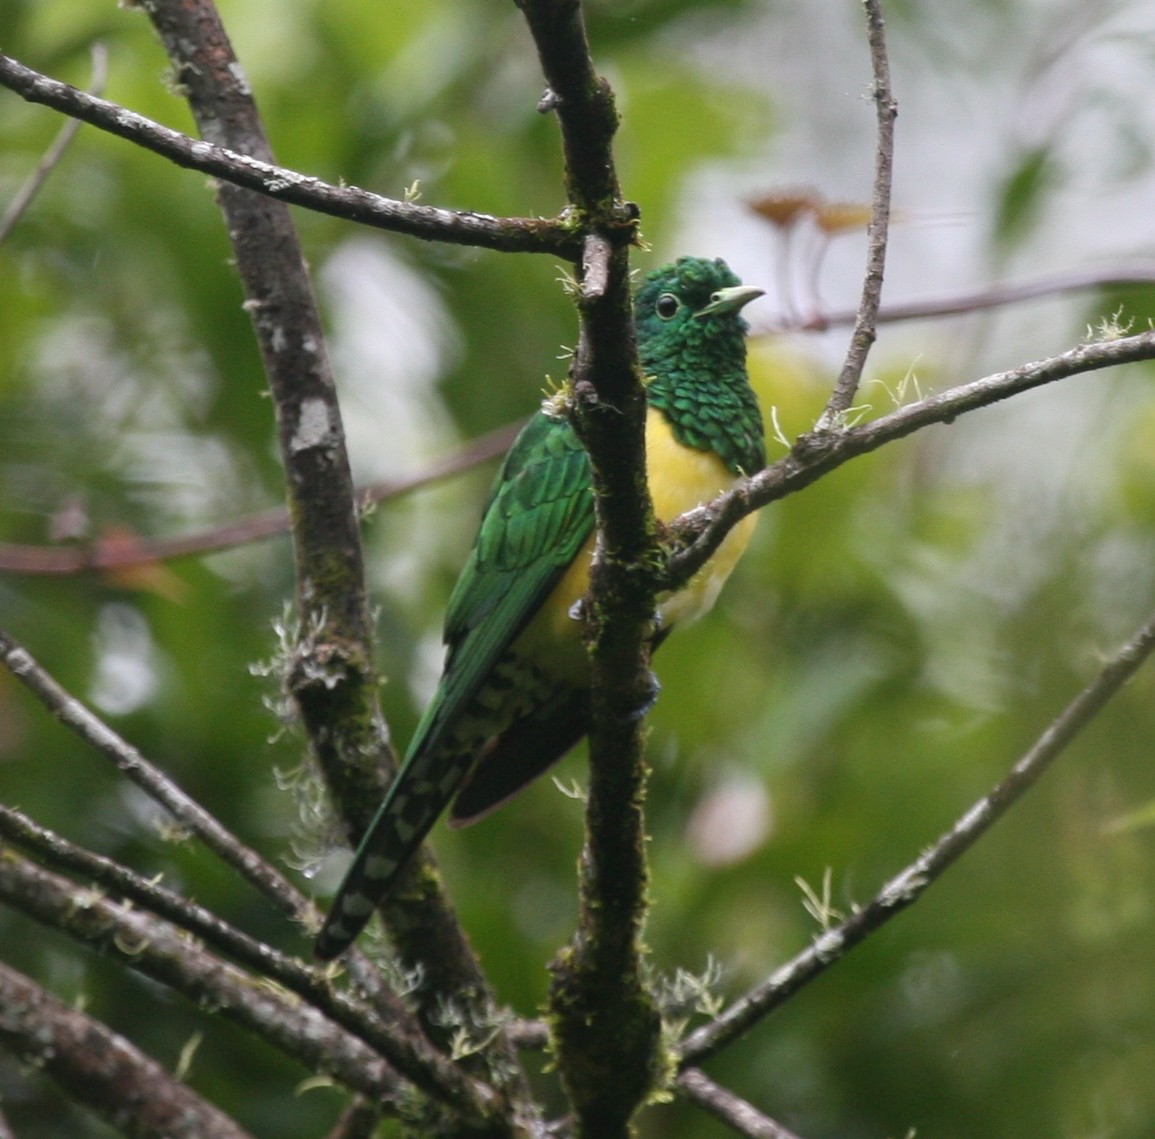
[655,293,679,320]
[709,291,722,304]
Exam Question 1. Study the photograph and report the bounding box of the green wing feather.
[410,407,594,755]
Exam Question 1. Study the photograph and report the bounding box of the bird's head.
[634,256,764,369]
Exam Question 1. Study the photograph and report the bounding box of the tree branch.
[0,44,108,245]
[323,1100,385,1139]
[0,51,577,257]
[0,804,462,1092]
[679,604,1155,1065]
[665,327,1155,593]
[0,960,255,1139]
[819,0,897,425]
[0,849,502,1121]
[677,1068,805,1139]
[0,624,419,1026]
[0,628,306,917]
[514,3,659,1135]
[140,0,388,830]
[515,2,627,219]
[138,7,530,1105]
[0,419,520,576]
[785,262,1155,332]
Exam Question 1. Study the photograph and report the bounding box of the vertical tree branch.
[139,0,386,861]
[554,233,661,1135]
[516,4,659,1135]
[140,0,531,1118]
[817,0,897,425]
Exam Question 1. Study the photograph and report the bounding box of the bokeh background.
[3,1,1155,1136]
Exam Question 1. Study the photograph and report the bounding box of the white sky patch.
[321,238,460,483]
[89,603,159,716]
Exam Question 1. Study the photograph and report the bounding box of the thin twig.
[781,262,1155,332]
[0,44,108,245]
[0,51,576,257]
[322,1100,384,1139]
[818,0,897,424]
[677,1069,805,1139]
[0,419,520,576]
[505,1018,551,1051]
[679,605,1155,1065]
[0,627,305,917]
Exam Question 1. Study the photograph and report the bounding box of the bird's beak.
[696,284,766,317]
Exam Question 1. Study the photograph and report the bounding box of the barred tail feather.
[448,689,588,826]
[313,747,474,960]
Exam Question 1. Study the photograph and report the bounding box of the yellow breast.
[524,407,757,667]
[643,406,758,626]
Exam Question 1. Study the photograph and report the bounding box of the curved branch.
[323,1100,385,1139]
[679,604,1155,1065]
[666,328,1155,592]
[0,51,576,256]
[0,961,255,1139]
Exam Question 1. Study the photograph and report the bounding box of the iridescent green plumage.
[315,256,764,960]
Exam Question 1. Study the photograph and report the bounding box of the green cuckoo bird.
[315,255,765,959]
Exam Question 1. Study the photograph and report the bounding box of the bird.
[315,255,766,960]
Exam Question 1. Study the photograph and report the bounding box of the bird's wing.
[409,406,595,756]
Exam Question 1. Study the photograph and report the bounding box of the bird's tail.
[313,746,474,960]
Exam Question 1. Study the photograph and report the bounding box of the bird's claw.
[627,670,661,721]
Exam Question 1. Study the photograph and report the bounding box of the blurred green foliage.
[3,2,1155,1137]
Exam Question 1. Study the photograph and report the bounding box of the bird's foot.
[626,670,661,721]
